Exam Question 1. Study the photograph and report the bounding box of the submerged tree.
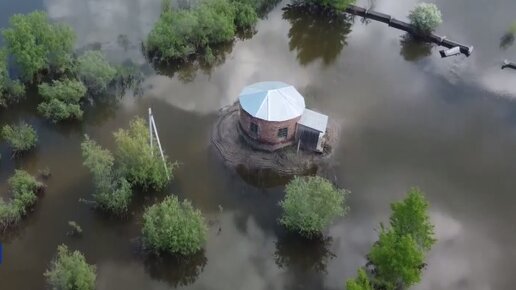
[44,244,96,290]
[142,195,207,255]
[0,49,25,107]
[279,176,349,238]
[114,117,176,190]
[390,187,436,251]
[408,3,443,34]
[37,79,87,122]
[0,170,44,230]
[346,268,374,290]
[294,0,356,11]
[368,230,424,290]
[81,136,131,215]
[2,11,75,81]
[77,51,117,94]
[1,122,38,155]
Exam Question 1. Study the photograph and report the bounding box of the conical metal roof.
[238,81,306,122]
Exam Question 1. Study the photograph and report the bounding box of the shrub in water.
[408,3,443,33]
[1,122,37,154]
[142,195,207,255]
[77,51,117,94]
[44,244,96,290]
[279,176,348,238]
[38,79,87,122]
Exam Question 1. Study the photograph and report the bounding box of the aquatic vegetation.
[279,176,349,238]
[44,245,96,290]
[0,170,44,231]
[2,11,75,81]
[408,3,443,33]
[67,221,83,236]
[146,0,262,62]
[77,51,117,94]
[114,117,177,191]
[37,79,87,122]
[1,122,38,154]
[81,136,132,215]
[142,195,207,255]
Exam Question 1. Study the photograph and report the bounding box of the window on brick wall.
[250,122,258,134]
[278,127,288,138]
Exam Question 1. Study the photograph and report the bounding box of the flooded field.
[1,0,516,289]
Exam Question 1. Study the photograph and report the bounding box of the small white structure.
[297,109,328,153]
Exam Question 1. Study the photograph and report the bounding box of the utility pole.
[148,108,170,180]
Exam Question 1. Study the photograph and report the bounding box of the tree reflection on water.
[283,4,353,66]
[274,233,335,273]
[143,251,207,287]
[399,34,433,62]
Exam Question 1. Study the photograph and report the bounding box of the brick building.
[238,81,328,152]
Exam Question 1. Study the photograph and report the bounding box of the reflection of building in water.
[238,81,328,152]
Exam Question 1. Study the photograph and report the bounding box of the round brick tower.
[238,81,305,151]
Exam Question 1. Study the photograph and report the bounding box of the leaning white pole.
[148,108,153,155]
[150,112,170,180]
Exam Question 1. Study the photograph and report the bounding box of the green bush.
[346,268,373,290]
[142,195,207,255]
[390,187,436,251]
[408,3,443,33]
[2,11,75,81]
[38,79,87,122]
[279,176,349,238]
[77,51,117,94]
[44,244,96,290]
[368,230,424,290]
[114,117,176,190]
[0,170,43,230]
[1,122,38,153]
[81,136,132,215]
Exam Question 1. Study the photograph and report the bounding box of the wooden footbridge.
[344,5,474,56]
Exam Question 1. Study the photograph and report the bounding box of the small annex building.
[238,81,328,152]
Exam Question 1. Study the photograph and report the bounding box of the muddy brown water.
[1,0,516,289]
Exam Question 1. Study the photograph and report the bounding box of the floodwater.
[1,0,516,289]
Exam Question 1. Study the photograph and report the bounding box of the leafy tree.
[295,0,356,10]
[232,0,259,28]
[390,188,436,251]
[146,0,261,62]
[346,268,373,290]
[368,230,424,290]
[2,11,75,81]
[408,3,443,33]
[0,49,25,107]
[1,122,38,154]
[279,176,349,238]
[0,170,44,230]
[81,136,131,215]
[114,117,176,190]
[77,51,117,94]
[38,79,87,122]
[142,195,207,255]
[44,244,96,290]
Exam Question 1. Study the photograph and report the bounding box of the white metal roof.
[238,81,306,122]
[298,109,328,133]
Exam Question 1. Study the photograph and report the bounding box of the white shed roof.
[298,109,328,133]
[238,81,306,122]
